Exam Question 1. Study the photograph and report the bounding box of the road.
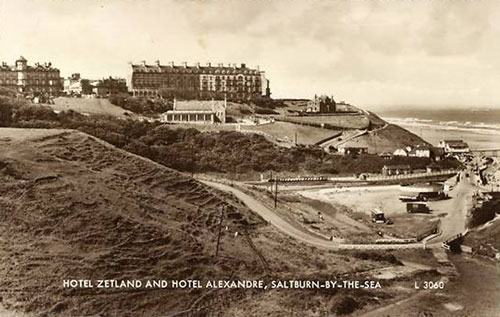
[430,169,478,243]
[202,180,426,250]
[203,168,478,250]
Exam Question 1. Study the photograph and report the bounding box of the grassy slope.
[463,219,500,257]
[244,121,338,145]
[52,97,135,118]
[49,97,424,154]
[0,128,401,316]
[335,124,431,154]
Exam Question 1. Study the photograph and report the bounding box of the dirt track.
[202,181,428,251]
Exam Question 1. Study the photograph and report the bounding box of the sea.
[375,107,500,150]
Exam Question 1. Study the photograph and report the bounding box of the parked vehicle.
[371,208,386,224]
[399,193,420,202]
[399,191,448,202]
[417,191,448,201]
[406,202,430,213]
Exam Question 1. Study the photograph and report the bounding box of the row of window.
[0,79,58,85]
[136,68,259,75]
[0,71,59,78]
[134,73,261,81]
[200,87,260,92]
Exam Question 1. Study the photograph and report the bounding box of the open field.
[0,127,432,316]
[299,185,445,240]
[51,97,135,118]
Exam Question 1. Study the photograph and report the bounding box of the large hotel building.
[129,61,270,100]
[0,56,62,95]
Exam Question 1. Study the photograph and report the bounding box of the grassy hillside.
[244,121,339,145]
[0,128,406,316]
[330,124,431,154]
[1,96,459,179]
[52,97,136,118]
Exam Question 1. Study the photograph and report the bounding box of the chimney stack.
[241,63,246,69]
[195,62,200,68]
[169,61,174,67]
[218,63,223,67]
[141,60,146,66]
[206,62,211,67]
[182,62,187,68]
[155,60,161,66]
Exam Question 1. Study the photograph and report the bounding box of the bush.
[331,296,359,315]
[0,94,462,178]
[468,195,500,227]
[254,107,279,115]
[108,93,172,115]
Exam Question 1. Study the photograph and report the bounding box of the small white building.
[409,145,432,158]
[161,99,226,124]
[393,148,408,156]
[439,140,470,154]
[337,146,368,155]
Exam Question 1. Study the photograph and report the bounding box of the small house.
[382,164,411,176]
[439,140,470,154]
[431,147,445,161]
[393,148,408,156]
[409,145,432,158]
[379,152,393,160]
[338,146,368,156]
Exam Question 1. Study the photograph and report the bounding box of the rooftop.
[131,62,262,75]
[1,57,60,72]
[383,165,411,170]
[443,140,469,147]
[173,99,225,112]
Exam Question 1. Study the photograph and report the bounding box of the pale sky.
[1,0,499,108]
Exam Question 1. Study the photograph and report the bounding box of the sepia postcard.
[0,0,499,316]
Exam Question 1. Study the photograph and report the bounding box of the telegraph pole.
[215,206,225,257]
[274,179,278,208]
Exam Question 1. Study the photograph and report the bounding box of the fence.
[266,169,459,184]
[365,169,459,181]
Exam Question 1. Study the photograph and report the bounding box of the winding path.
[201,180,427,250]
[203,170,477,251]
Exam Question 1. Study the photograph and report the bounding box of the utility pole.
[274,179,278,208]
[269,171,273,192]
[215,206,225,257]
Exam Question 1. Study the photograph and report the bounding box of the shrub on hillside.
[0,94,462,178]
[250,95,285,109]
[331,296,360,315]
[108,93,172,115]
[254,107,279,115]
[468,195,500,228]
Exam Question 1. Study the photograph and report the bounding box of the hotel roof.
[131,62,262,75]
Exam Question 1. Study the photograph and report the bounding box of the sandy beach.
[397,124,499,150]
